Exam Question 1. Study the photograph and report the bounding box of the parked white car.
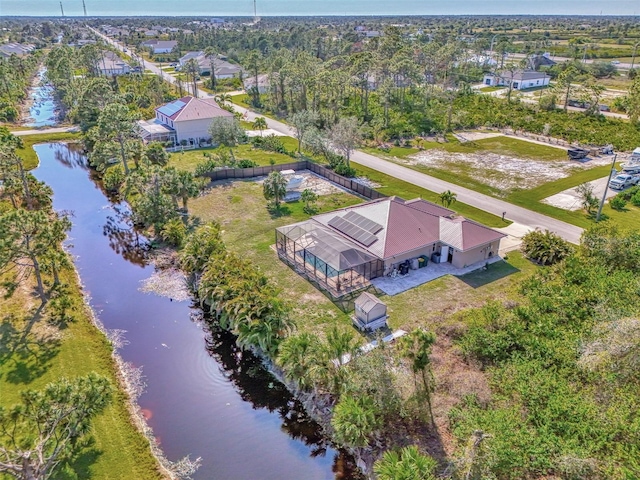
[609,174,640,190]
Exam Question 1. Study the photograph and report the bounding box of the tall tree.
[554,64,581,112]
[328,117,362,167]
[400,329,437,424]
[0,373,112,480]
[204,46,217,91]
[244,50,262,107]
[290,110,319,153]
[184,58,200,98]
[89,103,140,175]
[0,209,71,306]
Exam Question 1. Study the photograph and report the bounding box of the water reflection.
[25,69,58,127]
[102,204,149,267]
[205,323,361,478]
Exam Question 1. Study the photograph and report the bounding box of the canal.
[31,142,355,479]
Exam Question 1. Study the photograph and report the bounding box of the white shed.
[353,292,387,331]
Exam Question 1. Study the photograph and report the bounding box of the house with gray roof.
[138,95,233,146]
[140,39,177,54]
[98,51,130,77]
[0,42,35,58]
[483,69,551,90]
[178,51,242,78]
[276,196,505,297]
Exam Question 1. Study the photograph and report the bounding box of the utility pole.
[596,154,617,222]
[83,0,87,16]
[631,42,639,70]
[60,2,65,16]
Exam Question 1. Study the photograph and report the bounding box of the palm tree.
[215,93,232,104]
[330,395,380,448]
[399,329,436,424]
[184,58,200,98]
[252,116,267,136]
[277,333,322,392]
[204,46,217,91]
[373,446,438,480]
[262,171,287,208]
[439,189,457,208]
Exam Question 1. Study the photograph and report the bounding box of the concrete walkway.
[93,29,584,245]
[372,256,503,296]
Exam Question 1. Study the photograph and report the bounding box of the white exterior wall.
[451,241,501,269]
[175,118,214,144]
[513,77,550,90]
[153,47,173,54]
[483,74,497,86]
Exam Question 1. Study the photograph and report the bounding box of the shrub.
[102,165,126,193]
[616,185,639,201]
[251,134,293,156]
[160,218,187,247]
[334,162,356,178]
[521,229,573,265]
[631,191,640,207]
[609,195,627,211]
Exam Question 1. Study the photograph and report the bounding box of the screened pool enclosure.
[276,221,384,297]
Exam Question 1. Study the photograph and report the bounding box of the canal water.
[31,142,355,479]
[24,69,58,127]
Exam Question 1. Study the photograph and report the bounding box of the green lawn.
[384,251,538,333]
[480,86,504,92]
[168,142,298,172]
[230,93,250,108]
[0,266,162,480]
[18,132,82,170]
[189,180,360,339]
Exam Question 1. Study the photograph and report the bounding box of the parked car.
[609,174,640,190]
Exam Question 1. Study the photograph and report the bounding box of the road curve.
[89,28,585,244]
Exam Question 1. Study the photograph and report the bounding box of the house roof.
[155,96,233,122]
[312,196,505,260]
[142,40,177,50]
[354,292,386,313]
[99,51,129,71]
[497,69,551,81]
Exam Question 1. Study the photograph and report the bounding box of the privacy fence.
[199,160,387,201]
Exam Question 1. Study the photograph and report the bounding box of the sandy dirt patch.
[407,149,615,194]
[452,131,503,142]
[255,169,349,196]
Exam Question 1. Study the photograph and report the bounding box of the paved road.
[13,126,79,136]
[93,30,584,244]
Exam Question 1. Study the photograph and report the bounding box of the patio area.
[372,256,504,295]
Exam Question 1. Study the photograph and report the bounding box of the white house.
[483,70,551,90]
[98,51,130,76]
[138,96,234,146]
[243,73,270,94]
[141,40,178,54]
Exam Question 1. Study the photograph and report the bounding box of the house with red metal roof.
[138,96,233,146]
[276,196,505,297]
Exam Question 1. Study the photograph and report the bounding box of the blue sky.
[1,0,638,17]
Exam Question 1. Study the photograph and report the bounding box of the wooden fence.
[199,160,387,201]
